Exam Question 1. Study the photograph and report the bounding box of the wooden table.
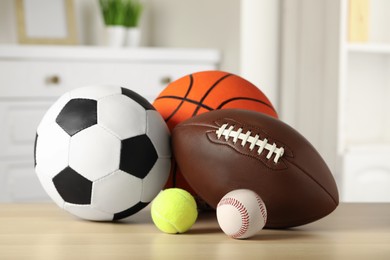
[0,203,389,259]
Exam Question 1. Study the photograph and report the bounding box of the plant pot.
[125,27,141,47]
[105,26,126,47]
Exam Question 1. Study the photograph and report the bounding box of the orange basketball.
[153,70,278,200]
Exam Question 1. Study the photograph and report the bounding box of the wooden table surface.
[0,203,389,259]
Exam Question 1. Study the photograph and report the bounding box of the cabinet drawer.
[0,60,215,101]
[342,146,390,202]
[0,101,52,159]
[0,160,50,202]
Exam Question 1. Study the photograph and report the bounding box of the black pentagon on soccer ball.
[56,98,97,136]
[53,166,93,204]
[120,134,158,179]
[34,133,38,167]
[113,201,149,220]
[121,88,155,110]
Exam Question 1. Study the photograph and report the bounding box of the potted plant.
[123,0,143,47]
[99,0,143,47]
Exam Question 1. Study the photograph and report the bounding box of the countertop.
[0,203,389,259]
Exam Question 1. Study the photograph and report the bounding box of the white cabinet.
[340,0,390,202]
[281,0,390,202]
[0,45,220,202]
[0,101,53,202]
[341,52,390,200]
[342,145,390,202]
[344,46,390,145]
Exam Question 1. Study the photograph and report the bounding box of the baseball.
[216,189,267,239]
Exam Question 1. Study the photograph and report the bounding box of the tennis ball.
[151,188,198,234]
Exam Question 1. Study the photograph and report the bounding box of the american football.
[172,109,339,228]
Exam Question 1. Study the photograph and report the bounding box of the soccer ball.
[34,85,171,221]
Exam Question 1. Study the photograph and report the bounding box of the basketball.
[153,70,278,198]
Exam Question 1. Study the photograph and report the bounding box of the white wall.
[240,0,280,108]
[0,0,17,44]
[280,0,341,176]
[146,0,240,74]
[0,0,240,73]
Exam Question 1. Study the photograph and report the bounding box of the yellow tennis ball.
[151,188,198,234]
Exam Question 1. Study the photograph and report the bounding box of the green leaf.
[98,0,143,27]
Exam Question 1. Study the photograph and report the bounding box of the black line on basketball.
[155,95,214,111]
[163,74,194,122]
[192,73,233,116]
[216,97,276,113]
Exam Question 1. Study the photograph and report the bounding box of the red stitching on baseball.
[218,197,250,238]
[255,194,267,224]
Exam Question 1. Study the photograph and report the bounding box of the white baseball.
[216,189,267,239]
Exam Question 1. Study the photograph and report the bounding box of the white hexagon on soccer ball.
[68,125,121,181]
[37,93,71,134]
[70,85,122,100]
[91,170,143,214]
[98,93,147,140]
[35,122,70,178]
[145,110,171,158]
[36,169,65,208]
[141,158,171,202]
[64,203,114,221]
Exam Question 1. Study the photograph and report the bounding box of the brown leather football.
[172,109,339,228]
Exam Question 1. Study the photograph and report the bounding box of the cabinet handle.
[45,75,61,85]
[160,76,172,85]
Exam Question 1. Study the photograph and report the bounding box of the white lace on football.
[216,123,284,163]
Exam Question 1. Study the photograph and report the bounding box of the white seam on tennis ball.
[153,208,180,233]
[173,189,196,208]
